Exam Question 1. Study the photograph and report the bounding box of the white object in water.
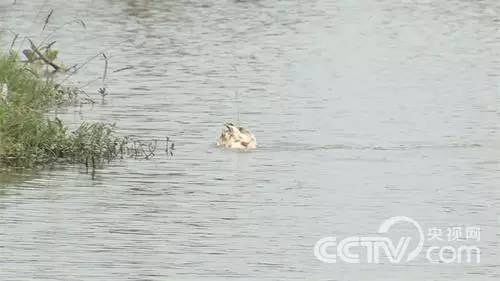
[217,123,257,149]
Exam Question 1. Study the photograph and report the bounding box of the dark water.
[0,0,499,280]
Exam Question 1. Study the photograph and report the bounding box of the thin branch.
[102,53,108,85]
[9,33,19,51]
[42,9,54,31]
[112,66,133,73]
[59,52,103,84]
[40,41,57,50]
[59,38,134,84]
[28,39,61,71]
[38,19,86,48]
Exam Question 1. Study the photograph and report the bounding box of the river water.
[0,0,499,280]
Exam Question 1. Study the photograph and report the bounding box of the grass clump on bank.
[0,7,172,169]
[0,53,125,167]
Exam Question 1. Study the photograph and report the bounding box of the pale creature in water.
[217,123,257,149]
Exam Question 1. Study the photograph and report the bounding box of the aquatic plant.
[0,53,115,167]
[0,55,172,168]
[0,8,171,169]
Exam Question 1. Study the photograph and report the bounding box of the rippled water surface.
[0,0,499,280]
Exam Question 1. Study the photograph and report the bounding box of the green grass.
[0,53,125,168]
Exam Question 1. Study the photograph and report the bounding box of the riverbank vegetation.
[1,7,174,169]
[0,50,174,168]
[0,51,127,167]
